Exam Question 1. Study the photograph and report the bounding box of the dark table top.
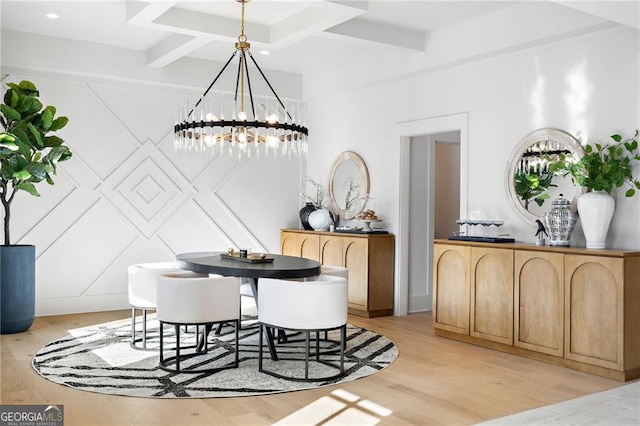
[175,252,321,279]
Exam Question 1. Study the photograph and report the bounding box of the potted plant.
[1,80,72,333]
[298,176,325,230]
[551,130,640,249]
[300,176,332,231]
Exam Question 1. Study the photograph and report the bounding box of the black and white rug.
[32,316,398,398]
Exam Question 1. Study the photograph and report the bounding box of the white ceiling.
[1,0,639,75]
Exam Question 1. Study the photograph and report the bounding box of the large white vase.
[577,191,615,249]
[308,209,333,231]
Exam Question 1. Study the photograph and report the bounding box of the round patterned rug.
[32,316,398,398]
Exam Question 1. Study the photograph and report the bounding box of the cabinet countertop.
[282,229,394,238]
[434,238,640,258]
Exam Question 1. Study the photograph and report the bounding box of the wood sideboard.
[281,229,395,317]
[433,239,640,381]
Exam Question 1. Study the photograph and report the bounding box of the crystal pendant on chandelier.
[173,0,309,159]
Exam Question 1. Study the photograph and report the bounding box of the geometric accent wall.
[5,75,303,316]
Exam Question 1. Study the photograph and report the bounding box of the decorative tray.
[334,229,389,234]
[448,235,515,243]
[220,253,274,263]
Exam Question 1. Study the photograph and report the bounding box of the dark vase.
[299,202,316,230]
[1,245,36,334]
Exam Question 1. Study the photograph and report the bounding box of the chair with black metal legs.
[258,274,348,382]
[157,271,241,373]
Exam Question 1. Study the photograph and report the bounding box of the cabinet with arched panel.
[514,250,564,357]
[434,239,640,382]
[280,230,319,261]
[281,229,395,317]
[564,255,625,370]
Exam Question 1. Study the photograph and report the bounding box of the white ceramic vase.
[577,191,615,249]
[308,209,333,231]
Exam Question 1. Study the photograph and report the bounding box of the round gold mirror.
[328,151,370,220]
[505,128,586,223]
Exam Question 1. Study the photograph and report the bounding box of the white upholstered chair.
[257,274,348,381]
[319,265,349,280]
[128,262,183,350]
[157,271,241,373]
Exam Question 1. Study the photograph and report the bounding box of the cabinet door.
[281,231,299,256]
[366,236,395,315]
[281,232,319,261]
[344,238,369,310]
[470,247,513,345]
[565,255,624,370]
[320,235,343,266]
[433,244,471,335]
[514,250,564,356]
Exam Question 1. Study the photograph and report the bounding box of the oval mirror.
[328,151,370,220]
[505,128,586,223]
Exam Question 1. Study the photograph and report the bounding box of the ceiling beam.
[146,34,211,68]
[325,17,426,51]
[126,1,175,25]
[552,1,640,30]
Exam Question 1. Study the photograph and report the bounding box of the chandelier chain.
[239,0,247,44]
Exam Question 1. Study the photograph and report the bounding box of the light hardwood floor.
[0,310,625,425]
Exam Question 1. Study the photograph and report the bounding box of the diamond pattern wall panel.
[84,237,176,297]
[5,75,302,316]
[89,84,182,146]
[100,141,194,238]
[157,200,235,254]
[157,132,225,183]
[31,78,140,180]
[35,199,138,299]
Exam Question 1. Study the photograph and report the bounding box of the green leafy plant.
[514,168,557,210]
[1,80,72,245]
[550,130,640,197]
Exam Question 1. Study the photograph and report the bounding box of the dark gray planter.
[1,245,36,334]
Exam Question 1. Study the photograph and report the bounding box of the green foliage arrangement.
[550,130,640,198]
[514,168,557,210]
[0,80,72,245]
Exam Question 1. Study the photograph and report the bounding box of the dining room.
[2,1,640,425]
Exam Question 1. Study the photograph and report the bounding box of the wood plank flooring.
[0,310,624,425]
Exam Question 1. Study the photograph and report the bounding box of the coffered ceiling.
[1,1,638,75]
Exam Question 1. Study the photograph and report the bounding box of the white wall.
[1,31,306,316]
[306,25,640,313]
[3,5,639,317]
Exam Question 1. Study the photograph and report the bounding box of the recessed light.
[46,13,59,19]
[260,50,270,55]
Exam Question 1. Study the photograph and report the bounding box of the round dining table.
[175,251,321,360]
[175,251,321,281]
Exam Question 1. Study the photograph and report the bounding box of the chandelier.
[174,0,309,158]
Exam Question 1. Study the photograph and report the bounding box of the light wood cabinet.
[433,245,513,344]
[433,244,470,335]
[282,229,395,317]
[470,247,513,345]
[565,254,624,370]
[433,239,640,382]
[281,231,320,261]
[514,250,564,357]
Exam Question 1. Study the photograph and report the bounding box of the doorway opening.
[396,113,468,315]
[407,132,460,312]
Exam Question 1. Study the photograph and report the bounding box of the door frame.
[395,112,468,315]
